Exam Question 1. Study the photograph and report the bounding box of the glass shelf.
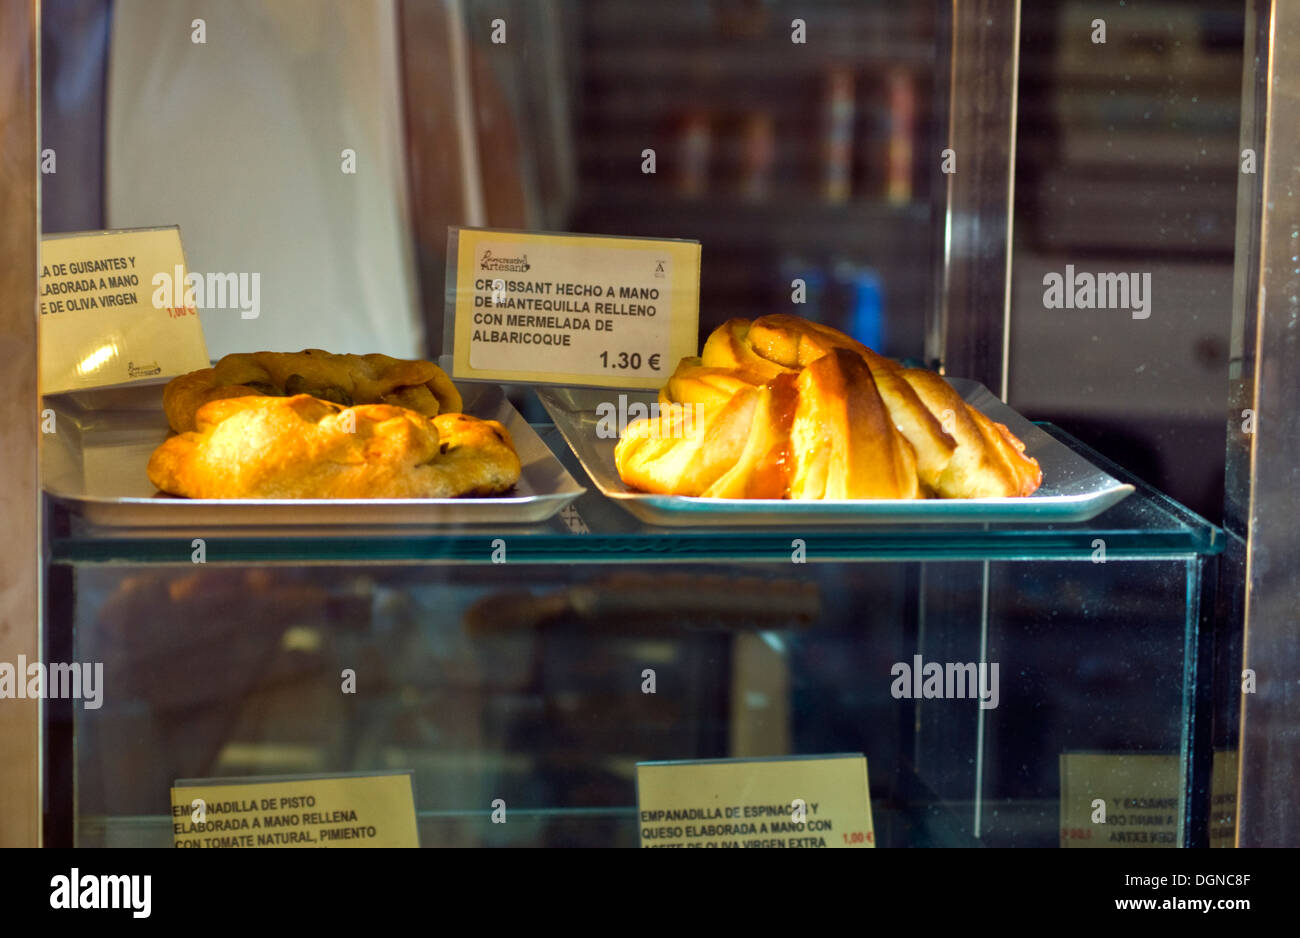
[47,423,1222,566]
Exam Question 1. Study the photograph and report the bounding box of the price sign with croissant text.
[445,227,700,389]
[636,754,876,848]
[40,226,210,395]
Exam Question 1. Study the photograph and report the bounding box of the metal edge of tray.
[59,490,582,529]
[536,383,1135,527]
[596,485,1135,527]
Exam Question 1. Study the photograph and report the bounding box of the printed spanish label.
[636,755,875,848]
[1059,752,1180,847]
[170,772,418,848]
[40,226,209,394]
[449,227,699,389]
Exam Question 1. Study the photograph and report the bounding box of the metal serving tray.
[537,379,1135,527]
[43,382,585,527]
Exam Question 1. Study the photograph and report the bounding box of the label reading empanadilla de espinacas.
[636,754,875,848]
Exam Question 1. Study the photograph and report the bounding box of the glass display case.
[2,0,1294,850]
[50,430,1222,848]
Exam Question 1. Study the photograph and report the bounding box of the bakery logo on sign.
[890,655,999,710]
[151,265,261,320]
[1042,265,1151,319]
[0,656,104,709]
[127,360,162,378]
[480,249,531,273]
[595,394,707,440]
[50,869,151,918]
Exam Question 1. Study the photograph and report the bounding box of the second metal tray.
[538,379,1134,527]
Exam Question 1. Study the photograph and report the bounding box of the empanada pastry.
[148,394,520,499]
[163,349,462,433]
[615,315,1042,500]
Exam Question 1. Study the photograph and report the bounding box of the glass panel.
[39,1,948,363]
[67,555,1201,848]
[33,1,1226,853]
[556,1,939,356]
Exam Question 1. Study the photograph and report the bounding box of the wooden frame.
[0,0,42,848]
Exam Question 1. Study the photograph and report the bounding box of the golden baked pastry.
[615,315,1042,500]
[148,394,520,499]
[617,349,919,499]
[695,315,957,491]
[163,349,463,433]
[898,368,1042,498]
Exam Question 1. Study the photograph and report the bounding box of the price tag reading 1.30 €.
[446,227,700,389]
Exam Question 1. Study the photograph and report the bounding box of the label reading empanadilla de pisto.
[170,771,418,848]
[447,227,700,389]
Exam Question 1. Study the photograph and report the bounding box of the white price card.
[1059,750,1238,848]
[171,771,418,848]
[1059,752,1180,847]
[636,754,876,848]
[445,227,700,389]
[40,226,210,395]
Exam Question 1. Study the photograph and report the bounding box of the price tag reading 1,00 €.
[39,226,210,395]
[446,227,700,390]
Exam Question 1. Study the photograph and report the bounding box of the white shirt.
[106,0,424,358]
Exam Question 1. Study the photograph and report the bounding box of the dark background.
[1008,0,1243,524]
